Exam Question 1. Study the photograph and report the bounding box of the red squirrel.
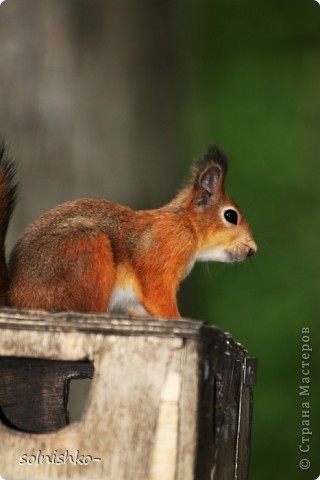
[0,142,257,318]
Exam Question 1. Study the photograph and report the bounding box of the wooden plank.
[213,347,244,480]
[176,340,199,480]
[195,329,252,480]
[234,358,257,480]
[0,308,204,338]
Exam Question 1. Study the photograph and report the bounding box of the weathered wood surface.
[0,309,256,480]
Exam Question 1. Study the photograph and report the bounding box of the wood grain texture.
[0,308,255,480]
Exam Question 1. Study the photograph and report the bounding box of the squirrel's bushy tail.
[0,141,17,304]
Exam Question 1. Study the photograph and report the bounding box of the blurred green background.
[179,1,320,478]
[0,0,319,478]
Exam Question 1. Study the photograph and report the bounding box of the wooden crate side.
[195,327,255,480]
[0,311,201,480]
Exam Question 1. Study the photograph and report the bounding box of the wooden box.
[0,309,256,480]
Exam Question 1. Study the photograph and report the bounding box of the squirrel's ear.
[195,164,224,206]
[198,165,222,195]
[193,145,228,206]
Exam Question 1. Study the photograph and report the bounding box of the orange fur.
[0,144,257,318]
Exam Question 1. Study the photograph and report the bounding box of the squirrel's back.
[8,198,138,311]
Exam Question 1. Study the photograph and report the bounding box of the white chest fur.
[108,286,148,316]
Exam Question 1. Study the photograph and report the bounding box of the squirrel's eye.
[224,209,238,225]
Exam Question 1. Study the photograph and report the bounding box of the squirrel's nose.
[247,241,257,257]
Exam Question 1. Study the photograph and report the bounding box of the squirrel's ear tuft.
[194,145,228,178]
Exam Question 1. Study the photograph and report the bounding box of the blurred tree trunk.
[0,0,181,249]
